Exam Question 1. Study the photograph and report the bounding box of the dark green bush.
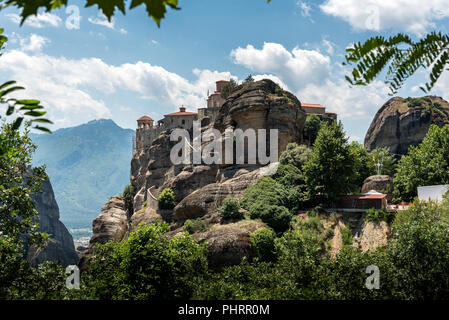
[183,218,209,234]
[218,197,243,221]
[157,188,175,210]
[250,227,277,262]
[364,208,394,224]
[122,184,136,215]
[249,203,292,233]
[81,223,207,300]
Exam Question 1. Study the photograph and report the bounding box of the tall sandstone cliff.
[365,96,449,156]
[27,179,78,267]
[81,79,306,269]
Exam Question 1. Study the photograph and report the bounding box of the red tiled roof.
[340,194,387,200]
[137,115,153,121]
[164,111,198,117]
[302,103,325,108]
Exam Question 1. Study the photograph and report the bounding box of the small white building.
[417,184,449,202]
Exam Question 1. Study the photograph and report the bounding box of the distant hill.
[31,119,135,229]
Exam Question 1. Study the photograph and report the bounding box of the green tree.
[157,187,176,209]
[218,197,243,221]
[249,202,292,233]
[0,122,48,245]
[122,184,135,217]
[250,227,276,262]
[303,114,322,146]
[393,124,449,202]
[244,74,255,83]
[349,141,376,190]
[279,142,312,170]
[303,121,356,203]
[0,122,71,300]
[344,32,449,94]
[81,223,207,300]
[220,78,238,99]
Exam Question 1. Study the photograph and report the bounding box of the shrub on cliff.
[158,188,176,209]
[218,197,243,221]
[279,143,312,170]
[183,218,209,234]
[122,184,135,215]
[250,227,277,262]
[249,203,292,233]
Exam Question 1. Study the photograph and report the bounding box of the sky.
[1,0,449,143]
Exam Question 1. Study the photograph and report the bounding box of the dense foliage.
[303,114,322,146]
[157,188,176,210]
[218,197,243,221]
[303,121,357,203]
[349,141,376,190]
[80,223,207,300]
[393,124,449,202]
[220,79,238,99]
[194,201,449,299]
[279,142,312,169]
[183,218,209,234]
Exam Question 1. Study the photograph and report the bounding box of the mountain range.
[31,119,135,229]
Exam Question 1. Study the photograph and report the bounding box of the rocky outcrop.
[28,179,78,267]
[358,221,392,252]
[173,166,270,222]
[85,79,306,269]
[193,220,266,269]
[89,195,129,245]
[362,175,394,201]
[365,96,449,156]
[78,195,128,270]
[215,79,305,153]
[130,79,306,218]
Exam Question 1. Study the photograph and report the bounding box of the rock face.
[358,221,392,252]
[215,79,305,153]
[85,79,306,269]
[365,96,449,156]
[173,166,269,222]
[27,179,78,267]
[78,195,128,270]
[89,195,129,245]
[362,175,394,201]
[194,220,265,270]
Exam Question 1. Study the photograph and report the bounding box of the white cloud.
[230,42,389,121]
[88,12,127,34]
[320,0,449,36]
[231,42,331,90]
[19,34,50,52]
[322,38,335,56]
[297,79,389,119]
[6,12,62,28]
[0,50,235,128]
[297,1,312,18]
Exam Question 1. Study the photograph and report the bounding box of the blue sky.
[1,0,449,142]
